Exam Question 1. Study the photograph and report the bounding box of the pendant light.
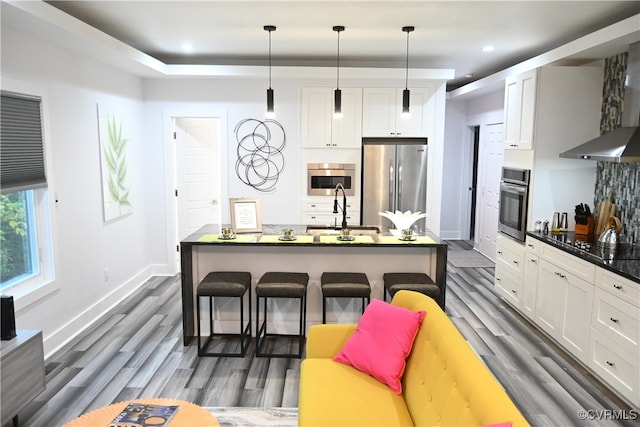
[402,26,415,118]
[333,25,345,118]
[264,25,276,118]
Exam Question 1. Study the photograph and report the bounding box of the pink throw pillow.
[333,299,426,394]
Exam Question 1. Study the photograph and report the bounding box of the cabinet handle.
[497,250,503,255]
[606,361,616,367]
[527,243,534,248]
[554,271,566,279]
[529,258,537,264]
[511,290,517,294]
[609,317,619,323]
[496,277,501,282]
[613,284,623,290]
[512,260,519,265]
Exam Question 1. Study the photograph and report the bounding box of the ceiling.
[31,1,640,90]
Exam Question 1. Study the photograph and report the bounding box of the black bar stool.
[196,271,252,357]
[321,272,371,323]
[255,272,309,358]
[383,272,442,308]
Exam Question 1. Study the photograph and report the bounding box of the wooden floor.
[12,241,638,426]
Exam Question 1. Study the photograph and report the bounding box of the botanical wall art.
[97,105,132,222]
[233,118,286,192]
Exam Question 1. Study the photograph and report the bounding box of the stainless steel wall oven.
[498,167,530,241]
[307,163,355,196]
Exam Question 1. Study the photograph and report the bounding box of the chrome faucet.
[333,183,348,229]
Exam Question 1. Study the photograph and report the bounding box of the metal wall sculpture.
[234,118,285,193]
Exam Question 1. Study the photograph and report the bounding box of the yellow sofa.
[298,290,531,426]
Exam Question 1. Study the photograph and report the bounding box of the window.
[1,90,53,295]
[0,190,39,289]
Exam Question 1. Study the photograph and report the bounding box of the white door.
[175,117,221,247]
[476,122,504,259]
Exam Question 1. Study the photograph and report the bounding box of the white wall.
[1,26,169,356]
[144,77,304,227]
[441,99,468,239]
[441,90,505,240]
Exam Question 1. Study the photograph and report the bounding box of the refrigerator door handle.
[397,165,403,209]
[389,160,395,211]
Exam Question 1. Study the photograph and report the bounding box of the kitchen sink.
[305,225,381,236]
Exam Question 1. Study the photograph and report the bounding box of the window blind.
[0,91,47,194]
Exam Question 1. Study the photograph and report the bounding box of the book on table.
[109,403,179,427]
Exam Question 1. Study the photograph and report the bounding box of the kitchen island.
[180,224,447,345]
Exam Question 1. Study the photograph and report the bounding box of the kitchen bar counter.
[180,224,447,345]
[526,231,640,283]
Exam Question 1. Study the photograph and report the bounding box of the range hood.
[560,42,640,163]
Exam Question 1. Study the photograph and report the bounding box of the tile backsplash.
[594,52,640,243]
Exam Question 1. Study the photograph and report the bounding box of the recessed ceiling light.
[464,73,474,78]
[482,45,495,52]
[182,42,194,52]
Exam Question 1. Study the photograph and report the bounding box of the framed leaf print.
[97,105,133,222]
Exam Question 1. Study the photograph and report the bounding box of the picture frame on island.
[230,198,262,233]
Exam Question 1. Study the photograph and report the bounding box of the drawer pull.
[609,317,619,323]
[527,243,534,248]
[511,290,517,294]
[529,258,537,264]
[512,260,519,265]
[497,250,503,255]
[612,284,623,290]
[554,271,566,279]
[606,361,615,367]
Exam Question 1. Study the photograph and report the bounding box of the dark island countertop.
[526,231,640,283]
[181,224,447,247]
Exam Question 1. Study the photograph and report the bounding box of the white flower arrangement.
[378,210,428,234]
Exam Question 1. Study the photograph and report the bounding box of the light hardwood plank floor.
[10,243,638,426]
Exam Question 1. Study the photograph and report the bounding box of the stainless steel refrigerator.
[361,138,428,232]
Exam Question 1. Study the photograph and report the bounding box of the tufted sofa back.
[392,290,530,427]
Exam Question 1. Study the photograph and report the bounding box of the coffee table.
[63,398,219,426]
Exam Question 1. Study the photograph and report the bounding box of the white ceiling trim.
[448,13,640,99]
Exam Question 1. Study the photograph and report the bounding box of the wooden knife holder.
[575,215,595,236]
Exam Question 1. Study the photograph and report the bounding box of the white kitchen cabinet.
[521,251,539,320]
[301,200,359,226]
[362,87,432,137]
[504,69,537,150]
[522,235,541,319]
[560,270,594,362]
[301,87,362,148]
[535,259,564,337]
[494,234,524,307]
[510,236,639,406]
[588,268,639,406]
[535,242,595,363]
[589,329,638,406]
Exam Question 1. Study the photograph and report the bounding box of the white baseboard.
[438,230,461,240]
[43,264,172,358]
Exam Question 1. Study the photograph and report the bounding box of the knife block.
[575,215,595,236]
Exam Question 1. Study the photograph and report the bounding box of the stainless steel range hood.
[560,42,640,163]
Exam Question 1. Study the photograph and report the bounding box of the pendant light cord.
[333,26,345,90]
[268,29,272,90]
[336,29,341,89]
[405,29,410,90]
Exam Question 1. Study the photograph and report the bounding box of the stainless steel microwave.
[307,163,356,196]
